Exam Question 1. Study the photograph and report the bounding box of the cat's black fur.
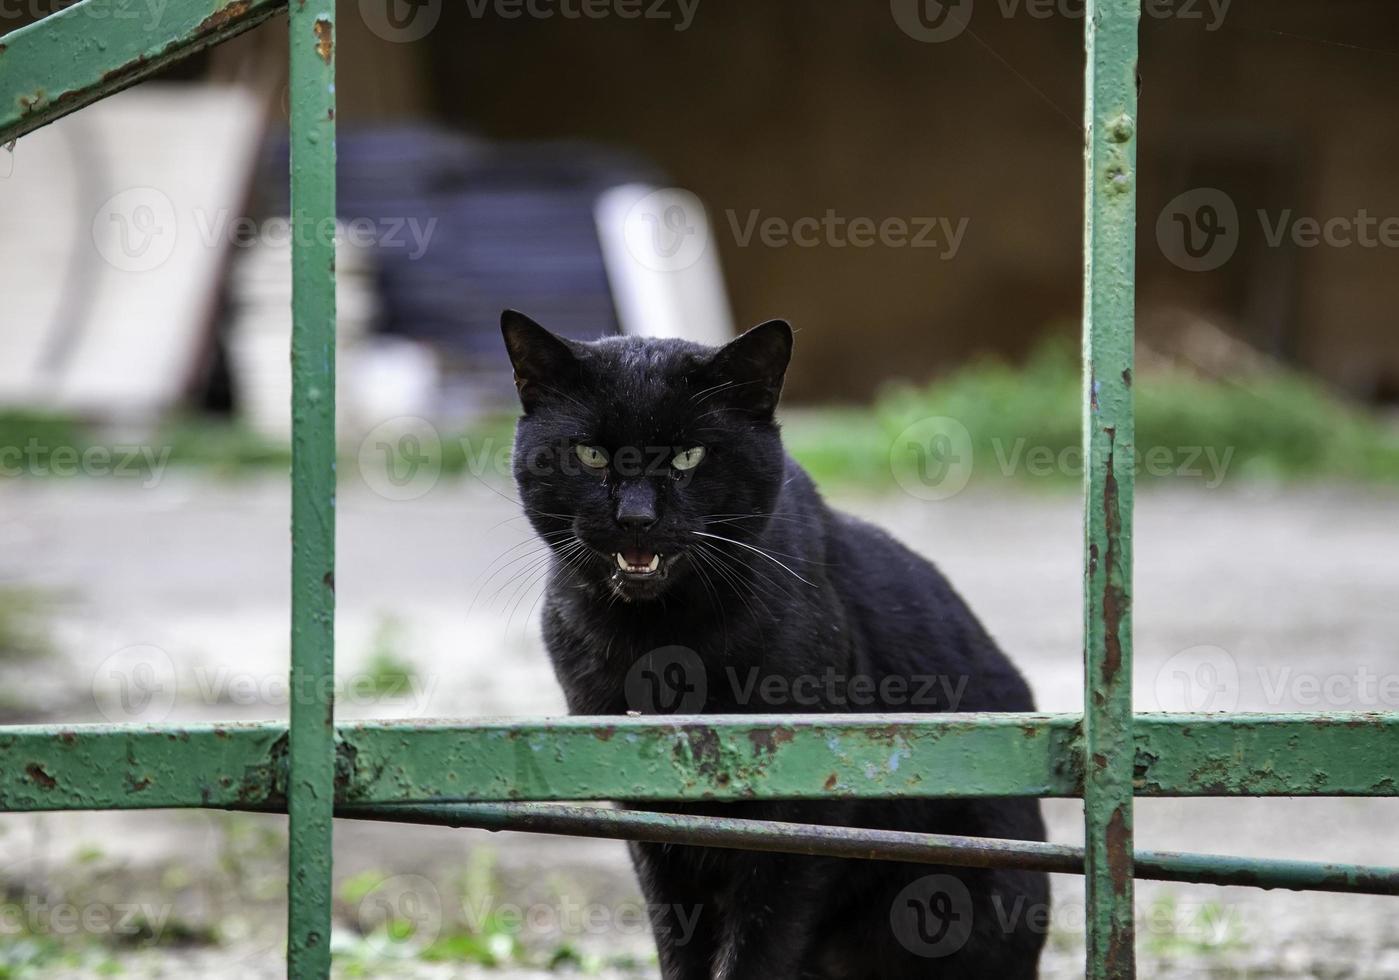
[502,310,1048,980]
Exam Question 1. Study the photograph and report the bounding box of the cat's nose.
[615,482,658,531]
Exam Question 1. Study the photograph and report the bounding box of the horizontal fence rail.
[3,714,1397,811]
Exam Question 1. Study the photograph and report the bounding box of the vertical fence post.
[1082,0,1140,976]
[287,0,337,976]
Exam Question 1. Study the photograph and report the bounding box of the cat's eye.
[671,447,706,471]
[575,444,609,470]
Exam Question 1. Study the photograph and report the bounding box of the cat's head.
[502,310,793,602]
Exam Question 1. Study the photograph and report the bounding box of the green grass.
[785,338,1399,491]
[0,587,54,663]
[5,345,1398,492]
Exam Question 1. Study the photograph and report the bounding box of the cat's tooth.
[645,554,660,572]
[615,553,629,571]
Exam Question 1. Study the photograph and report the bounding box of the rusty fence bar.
[286,0,338,973]
[1,1,1396,978]
[0,0,286,145]
[1082,0,1142,975]
[4,714,1399,811]
[336,802,1399,898]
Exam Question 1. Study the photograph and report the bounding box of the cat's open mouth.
[614,548,662,576]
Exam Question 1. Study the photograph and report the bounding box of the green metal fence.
[1,2,1396,977]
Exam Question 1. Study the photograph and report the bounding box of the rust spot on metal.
[196,0,252,34]
[592,726,617,742]
[323,571,335,593]
[1105,805,1131,896]
[1121,367,1132,387]
[25,764,56,790]
[101,55,148,84]
[1100,427,1124,684]
[128,775,152,792]
[17,89,46,113]
[313,18,333,64]
[58,731,77,745]
[824,773,838,790]
[748,726,794,755]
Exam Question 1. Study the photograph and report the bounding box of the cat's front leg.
[712,853,836,980]
[629,841,718,980]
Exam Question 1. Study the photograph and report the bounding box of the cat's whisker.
[694,540,792,616]
[691,543,772,622]
[690,531,820,586]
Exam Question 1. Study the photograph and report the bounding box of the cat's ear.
[703,319,793,417]
[500,310,580,412]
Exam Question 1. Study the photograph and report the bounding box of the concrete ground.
[1,473,1397,977]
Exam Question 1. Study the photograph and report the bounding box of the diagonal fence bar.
[335,801,1399,897]
[286,0,337,975]
[0,0,286,145]
[1082,0,1142,975]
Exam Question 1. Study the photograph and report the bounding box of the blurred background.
[1,0,1398,976]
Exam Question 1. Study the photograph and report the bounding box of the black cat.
[501,310,1049,979]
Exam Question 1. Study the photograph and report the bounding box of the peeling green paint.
[1082,1,1141,975]
[0,0,286,145]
